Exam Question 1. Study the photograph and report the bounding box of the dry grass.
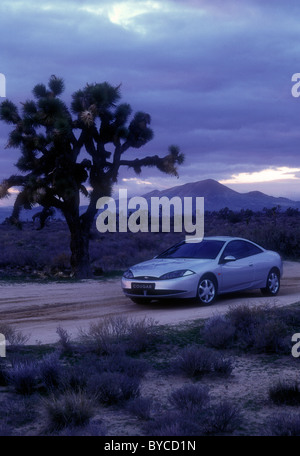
[0,307,300,436]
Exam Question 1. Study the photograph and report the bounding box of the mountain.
[0,179,299,223]
[142,179,300,212]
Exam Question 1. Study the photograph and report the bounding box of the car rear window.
[157,240,226,259]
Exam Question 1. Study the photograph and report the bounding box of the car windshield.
[157,240,226,259]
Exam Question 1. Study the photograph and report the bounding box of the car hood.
[129,258,214,278]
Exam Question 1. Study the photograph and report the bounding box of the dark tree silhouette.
[32,207,55,230]
[0,76,184,278]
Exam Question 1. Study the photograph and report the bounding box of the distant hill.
[143,179,300,212]
[0,207,60,224]
[0,179,299,223]
[0,205,95,224]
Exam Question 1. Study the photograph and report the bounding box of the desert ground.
[0,261,299,345]
[1,261,300,436]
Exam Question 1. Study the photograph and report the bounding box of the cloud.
[107,1,164,33]
[1,0,300,201]
[220,167,300,185]
[122,177,153,185]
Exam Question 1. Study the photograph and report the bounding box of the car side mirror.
[223,255,236,262]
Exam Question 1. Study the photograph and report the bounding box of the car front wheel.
[197,275,217,305]
[261,269,280,296]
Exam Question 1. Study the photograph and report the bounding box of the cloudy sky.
[1,0,300,204]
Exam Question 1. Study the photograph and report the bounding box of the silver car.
[121,236,283,305]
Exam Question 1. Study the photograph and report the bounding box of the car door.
[245,242,266,287]
[219,240,255,293]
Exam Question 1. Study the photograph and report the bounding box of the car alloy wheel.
[261,269,280,296]
[197,276,217,304]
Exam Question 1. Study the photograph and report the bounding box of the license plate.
[131,282,155,290]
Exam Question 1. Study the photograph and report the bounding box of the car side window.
[246,242,263,256]
[221,241,248,261]
[221,240,263,262]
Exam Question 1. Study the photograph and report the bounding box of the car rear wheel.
[261,268,280,296]
[197,275,217,305]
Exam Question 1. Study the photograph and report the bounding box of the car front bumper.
[121,274,198,300]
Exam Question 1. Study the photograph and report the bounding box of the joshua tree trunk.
[65,196,100,278]
[69,223,92,278]
[64,204,93,278]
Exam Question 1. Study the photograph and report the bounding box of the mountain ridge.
[0,179,299,222]
[142,179,300,212]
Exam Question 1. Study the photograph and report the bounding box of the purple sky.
[1,0,300,205]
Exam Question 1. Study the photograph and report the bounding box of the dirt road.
[0,261,299,344]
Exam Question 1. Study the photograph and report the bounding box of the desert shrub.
[267,412,300,436]
[39,352,62,391]
[146,411,201,436]
[7,360,39,395]
[59,366,88,393]
[79,316,159,355]
[274,307,300,328]
[57,422,107,436]
[95,353,148,379]
[174,346,233,378]
[126,317,160,353]
[88,373,123,405]
[169,384,210,414]
[87,372,140,405]
[78,316,131,354]
[0,360,9,386]
[212,356,233,376]
[0,396,37,429]
[148,398,241,436]
[205,401,242,434]
[223,304,299,354]
[203,315,235,349]
[114,374,140,402]
[56,326,73,354]
[175,346,214,377]
[40,391,95,432]
[227,303,266,327]
[126,397,153,420]
[269,379,300,406]
[0,323,29,346]
[226,304,266,348]
[252,318,289,353]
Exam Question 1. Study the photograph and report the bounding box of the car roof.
[185,236,254,243]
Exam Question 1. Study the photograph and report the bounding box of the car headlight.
[159,270,195,280]
[123,269,134,279]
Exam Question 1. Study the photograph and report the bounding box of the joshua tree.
[0,76,184,278]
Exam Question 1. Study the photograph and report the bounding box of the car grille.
[133,276,158,280]
[124,289,185,296]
